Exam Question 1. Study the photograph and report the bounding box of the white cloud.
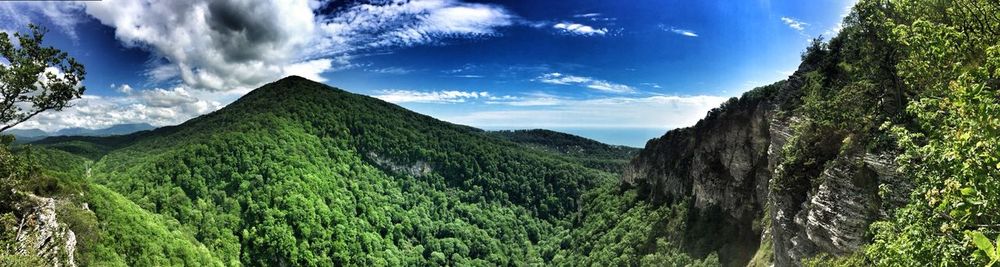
[374,90,493,104]
[113,83,133,94]
[13,86,236,131]
[664,26,698,37]
[781,17,808,31]
[7,0,521,133]
[537,73,635,93]
[448,94,729,129]
[573,13,601,18]
[484,92,562,106]
[640,82,662,88]
[367,67,413,75]
[316,0,515,54]
[553,22,607,36]
[0,2,84,40]
[8,0,514,93]
[79,0,321,91]
[138,87,198,107]
[283,59,334,82]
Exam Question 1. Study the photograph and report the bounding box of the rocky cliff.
[3,192,78,267]
[622,66,909,266]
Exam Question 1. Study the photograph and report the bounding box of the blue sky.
[1,0,855,146]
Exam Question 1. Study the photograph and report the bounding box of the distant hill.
[4,128,48,138]
[53,123,155,137]
[3,123,155,143]
[487,129,639,172]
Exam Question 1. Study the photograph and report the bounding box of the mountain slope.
[487,129,639,172]
[32,76,620,265]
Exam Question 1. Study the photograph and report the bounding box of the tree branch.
[0,107,47,133]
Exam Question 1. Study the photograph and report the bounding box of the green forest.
[2,0,1000,266]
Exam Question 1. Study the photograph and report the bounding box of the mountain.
[14,76,628,266]
[487,129,640,172]
[3,123,155,144]
[4,128,48,138]
[53,123,156,137]
[3,1,997,265]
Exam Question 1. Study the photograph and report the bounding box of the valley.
[2,0,999,266]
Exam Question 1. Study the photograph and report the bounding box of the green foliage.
[80,184,223,266]
[859,0,1000,266]
[801,251,867,267]
[0,24,86,132]
[550,184,718,266]
[487,129,639,172]
[966,231,1000,267]
[9,0,997,265]
[28,77,638,265]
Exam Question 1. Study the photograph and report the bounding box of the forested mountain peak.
[12,74,631,265]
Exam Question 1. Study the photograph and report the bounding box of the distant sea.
[482,127,670,148]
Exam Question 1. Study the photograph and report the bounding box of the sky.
[0,0,856,147]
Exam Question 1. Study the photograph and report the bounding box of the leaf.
[961,187,977,196]
[968,231,997,259]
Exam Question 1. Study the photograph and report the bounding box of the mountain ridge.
[21,75,630,265]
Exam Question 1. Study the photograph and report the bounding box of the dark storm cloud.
[206,0,287,62]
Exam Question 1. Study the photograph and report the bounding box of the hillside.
[10,76,631,266]
[487,129,640,172]
[2,0,998,266]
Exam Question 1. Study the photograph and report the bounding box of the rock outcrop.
[623,84,779,266]
[9,193,77,267]
[623,67,907,266]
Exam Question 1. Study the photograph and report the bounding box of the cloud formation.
[366,67,413,75]
[0,2,84,39]
[663,26,698,37]
[373,90,495,104]
[553,22,607,36]
[448,94,729,129]
[781,17,808,31]
[315,0,515,54]
[7,0,517,92]
[82,0,320,91]
[6,0,522,130]
[640,82,662,88]
[537,73,635,93]
[112,83,133,94]
[14,86,234,131]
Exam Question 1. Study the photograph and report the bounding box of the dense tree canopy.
[5,0,1000,265]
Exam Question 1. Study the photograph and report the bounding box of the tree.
[1,25,86,259]
[0,24,86,132]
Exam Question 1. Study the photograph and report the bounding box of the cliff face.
[623,68,906,266]
[623,84,778,266]
[4,193,78,267]
[769,153,901,265]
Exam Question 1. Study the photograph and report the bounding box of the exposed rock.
[11,193,77,267]
[773,154,903,265]
[623,89,778,266]
[623,65,908,266]
[365,151,433,177]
